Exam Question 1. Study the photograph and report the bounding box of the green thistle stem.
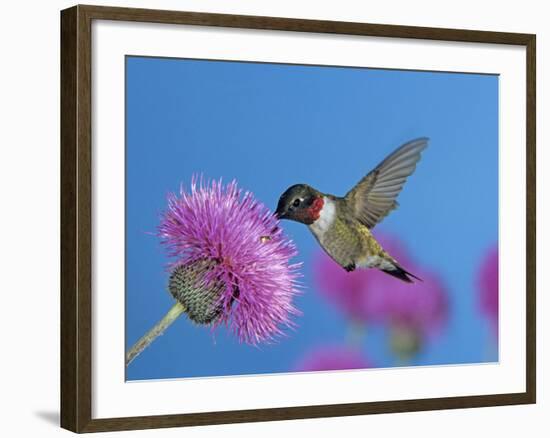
[126,301,186,366]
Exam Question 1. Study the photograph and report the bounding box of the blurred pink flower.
[362,248,448,359]
[313,232,448,359]
[313,250,371,321]
[294,345,372,372]
[364,265,448,338]
[477,245,498,336]
[313,233,414,322]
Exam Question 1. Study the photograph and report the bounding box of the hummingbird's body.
[275,138,428,283]
[309,196,394,271]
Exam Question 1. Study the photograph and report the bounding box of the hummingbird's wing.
[344,137,428,229]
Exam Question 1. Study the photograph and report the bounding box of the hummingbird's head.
[275,184,324,225]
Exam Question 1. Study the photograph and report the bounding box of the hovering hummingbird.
[275,137,428,283]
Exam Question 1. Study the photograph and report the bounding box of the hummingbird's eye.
[292,199,301,208]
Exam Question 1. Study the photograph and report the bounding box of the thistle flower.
[477,245,498,337]
[126,177,301,365]
[158,177,301,344]
[294,345,372,372]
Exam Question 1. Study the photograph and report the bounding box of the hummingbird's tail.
[381,264,422,283]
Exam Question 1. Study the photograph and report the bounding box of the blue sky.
[125,56,498,380]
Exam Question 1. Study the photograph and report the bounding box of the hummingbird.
[275,137,428,283]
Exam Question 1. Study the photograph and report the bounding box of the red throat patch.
[308,197,325,221]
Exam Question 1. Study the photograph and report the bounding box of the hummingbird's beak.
[274,206,286,220]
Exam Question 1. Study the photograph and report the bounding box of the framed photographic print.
[60,4,536,433]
